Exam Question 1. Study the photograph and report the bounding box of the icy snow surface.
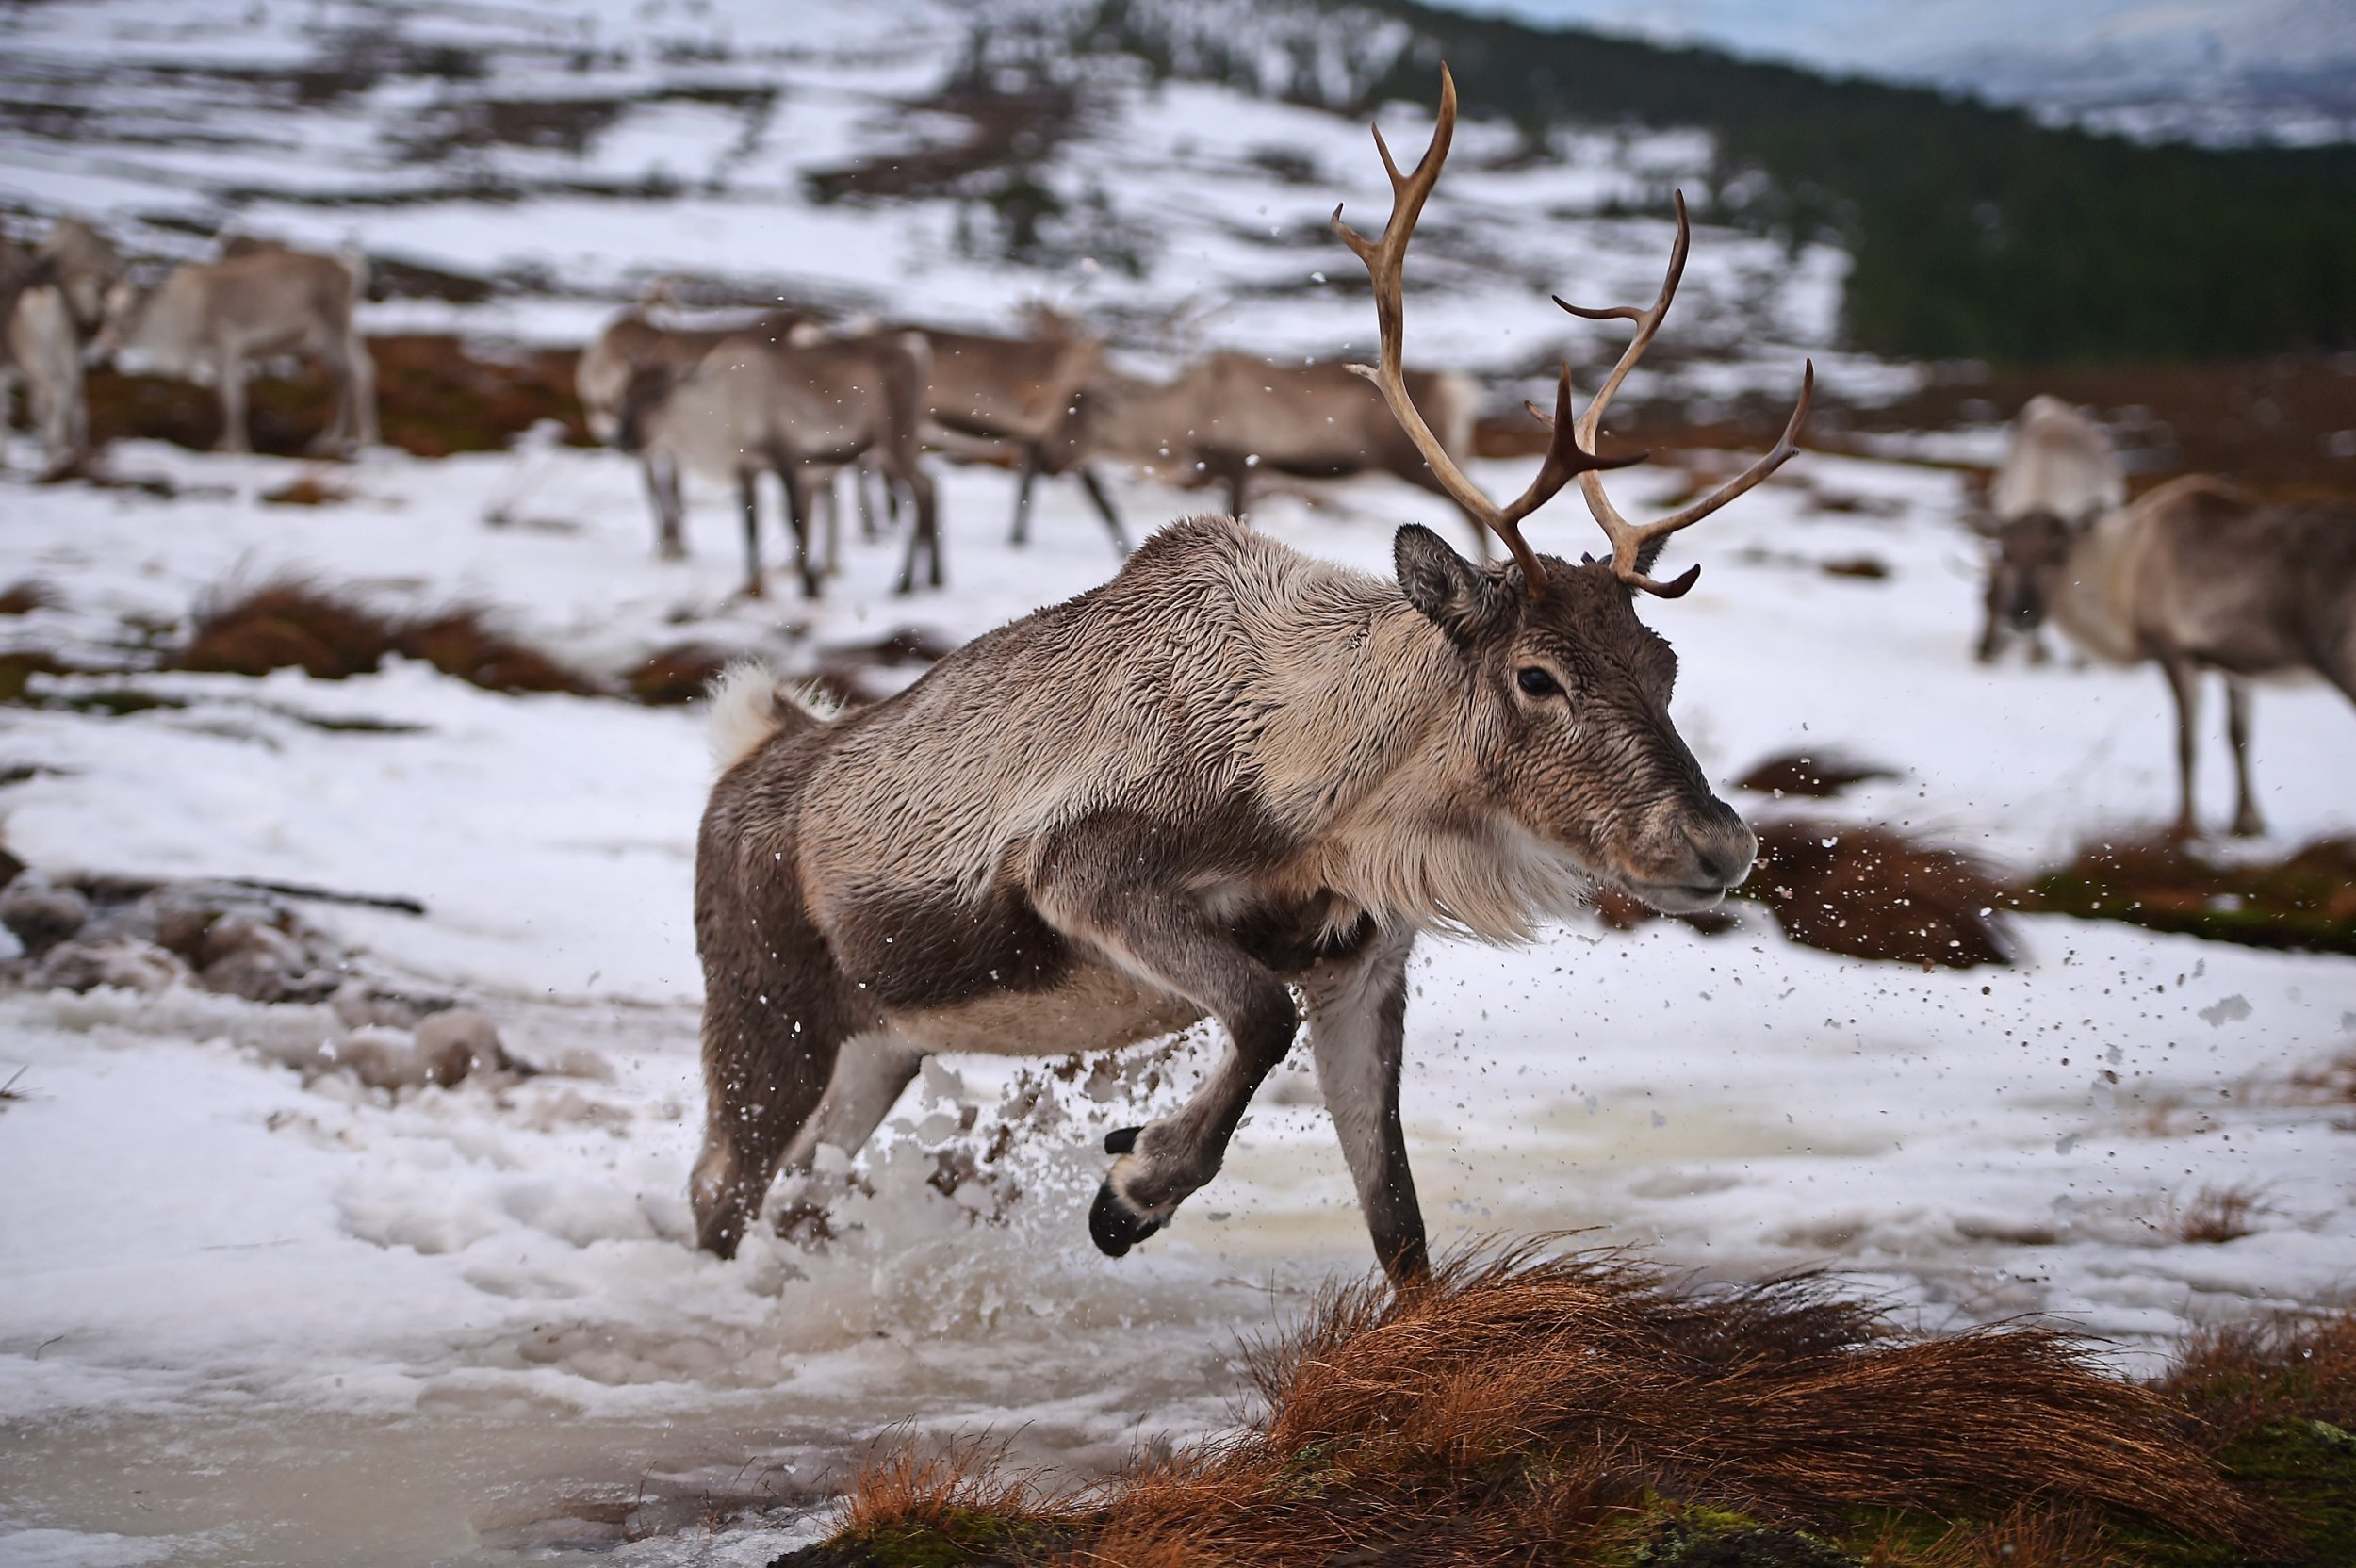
[3,1,2354,1562]
[3,435,2352,1564]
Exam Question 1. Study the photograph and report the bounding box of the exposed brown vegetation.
[627,642,738,706]
[181,578,603,695]
[2169,1184,2266,1246]
[84,334,589,458]
[2163,1308,2356,1446]
[2019,833,2356,956]
[796,1245,2282,1568]
[0,580,59,615]
[259,473,348,506]
[1733,752,1901,800]
[1738,820,2012,969]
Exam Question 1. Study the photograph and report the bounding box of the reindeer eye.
[1515,666,1562,698]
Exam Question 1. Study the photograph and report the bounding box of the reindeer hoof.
[1089,1181,1161,1257]
[1104,1126,1140,1155]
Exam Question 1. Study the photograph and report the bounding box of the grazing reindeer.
[1977,396,2125,663]
[1064,351,1485,553]
[0,219,124,476]
[617,327,939,599]
[577,304,810,559]
[1995,473,2356,838]
[94,243,375,455]
[685,66,1808,1282]
[911,324,1128,556]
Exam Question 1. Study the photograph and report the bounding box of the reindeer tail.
[708,660,837,770]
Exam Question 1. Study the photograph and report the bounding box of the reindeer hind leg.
[2225,677,2265,838]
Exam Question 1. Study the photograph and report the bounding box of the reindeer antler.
[1332,65,1812,599]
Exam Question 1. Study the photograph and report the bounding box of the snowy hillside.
[0,0,1874,405]
[3,4,2355,1567]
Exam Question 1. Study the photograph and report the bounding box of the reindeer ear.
[1395,525,1492,640]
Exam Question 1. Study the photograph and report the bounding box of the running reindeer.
[685,67,1808,1282]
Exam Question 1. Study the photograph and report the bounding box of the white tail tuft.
[707,660,835,770]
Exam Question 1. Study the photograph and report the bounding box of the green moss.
[770,1508,1072,1568]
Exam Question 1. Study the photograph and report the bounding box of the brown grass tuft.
[0,580,59,615]
[626,642,736,706]
[399,606,604,695]
[2020,832,2356,956]
[183,579,398,679]
[1735,752,1901,800]
[828,1244,2273,1567]
[2170,1184,2265,1245]
[260,473,348,507]
[2162,1307,2356,1445]
[1739,820,2012,969]
[180,578,602,695]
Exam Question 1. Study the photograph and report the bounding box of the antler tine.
[1333,65,1637,596]
[1554,191,1810,597]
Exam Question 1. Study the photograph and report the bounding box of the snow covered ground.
[3,1,2354,1561]
[3,434,2353,1566]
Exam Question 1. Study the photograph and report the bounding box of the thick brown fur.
[690,515,1752,1274]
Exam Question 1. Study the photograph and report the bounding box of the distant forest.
[1358,3,2356,365]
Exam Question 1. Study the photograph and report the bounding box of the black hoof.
[1104,1125,1140,1155]
[1089,1181,1161,1258]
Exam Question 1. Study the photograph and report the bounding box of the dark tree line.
[1359,2,2356,365]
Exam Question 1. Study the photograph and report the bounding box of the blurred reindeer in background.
[1975,395,2125,663]
[0,218,123,476]
[1992,472,2356,838]
[94,241,377,456]
[616,325,938,599]
[1063,351,1486,555]
[577,297,813,559]
[907,318,1129,557]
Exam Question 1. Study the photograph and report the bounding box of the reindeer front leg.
[1033,823,1301,1258]
[1302,925,1426,1284]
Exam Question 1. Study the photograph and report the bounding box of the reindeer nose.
[1685,813,1757,890]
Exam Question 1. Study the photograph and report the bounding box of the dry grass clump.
[2162,1308,2356,1446]
[2020,833,2356,956]
[1733,752,1900,800]
[260,473,349,507]
[809,1246,2275,1568]
[0,580,59,615]
[626,642,737,706]
[2169,1184,2265,1246]
[1738,820,2012,970]
[180,578,602,695]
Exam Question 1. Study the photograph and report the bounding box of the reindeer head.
[1980,508,2078,635]
[1336,67,1812,912]
[612,361,682,455]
